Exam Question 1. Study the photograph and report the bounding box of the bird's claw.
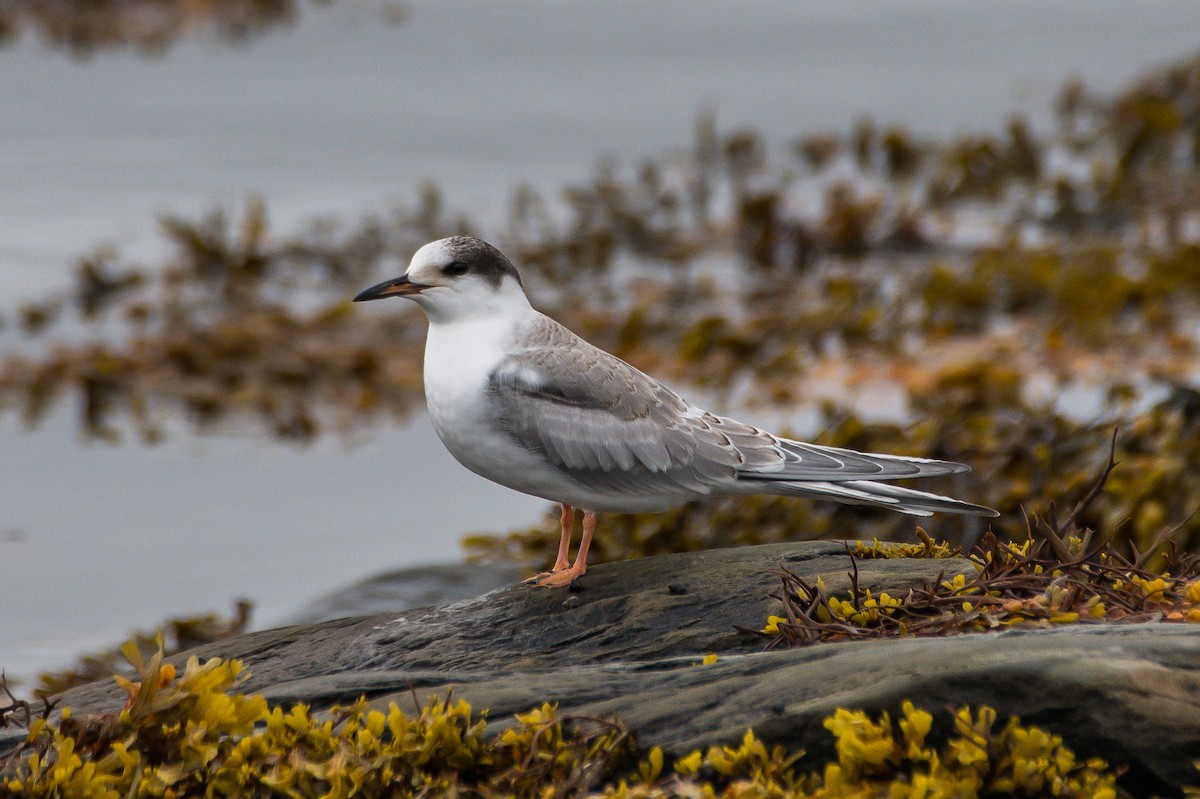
[524,568,584,589]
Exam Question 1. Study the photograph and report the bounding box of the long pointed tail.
[741,478,999,517]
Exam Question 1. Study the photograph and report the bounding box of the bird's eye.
[443,260,470,277]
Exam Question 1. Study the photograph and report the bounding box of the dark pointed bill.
[353,274,430,302]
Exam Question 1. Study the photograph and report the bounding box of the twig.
[1133,506,1200,570]
[1,671,33,731]
[1026,428,1119,562]
[1056,427,1120,538]
[1035,508,1076,563]
[845,542,862,611]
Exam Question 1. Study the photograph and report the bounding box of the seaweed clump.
[852,528,957,559]
[31,600,252,698]
[0,0,375,59]
[1,644,633,797]
[764,530,1200,645]
[1,643,1134,798]
[761,452,1200,645]
[607,702,1121,799]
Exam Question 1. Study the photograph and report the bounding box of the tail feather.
[741,477,999,517]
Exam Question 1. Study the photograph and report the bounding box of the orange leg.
[525,504,574,584]
[573,511,596,575]
[552,504,573,570]
[527,509,596,589]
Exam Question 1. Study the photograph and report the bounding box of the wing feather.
[485,315,990,513]
[733,436,972,482]
[487,318,742,496]
[738,477,998,517]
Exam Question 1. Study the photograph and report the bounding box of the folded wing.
[486,320,743,497]
[486,315,996,516]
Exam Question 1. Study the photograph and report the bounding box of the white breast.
[423,316,510,436]
[422,316,562,496]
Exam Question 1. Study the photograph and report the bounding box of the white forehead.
[409,238,455,271]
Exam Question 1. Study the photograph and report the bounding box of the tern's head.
[353,237,529,323]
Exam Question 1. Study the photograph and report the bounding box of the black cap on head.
[441,237,523,289]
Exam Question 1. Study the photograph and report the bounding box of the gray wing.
[489,316,975,498]
[487,318,747,496]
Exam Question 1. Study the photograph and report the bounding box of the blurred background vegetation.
[3,47,1200,571]
[0,0,347,57]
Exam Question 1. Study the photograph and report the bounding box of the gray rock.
[284,562,526,624]
[18,541,1200,793]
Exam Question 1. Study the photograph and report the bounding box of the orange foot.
[524,565,585,589]
[523,508,596,589]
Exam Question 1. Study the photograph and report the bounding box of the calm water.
[3,0,1200,681]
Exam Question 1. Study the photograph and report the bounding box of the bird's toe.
[526,568,584,589]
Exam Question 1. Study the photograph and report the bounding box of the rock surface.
[18,541,1200,793]
[283,562,526,625]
